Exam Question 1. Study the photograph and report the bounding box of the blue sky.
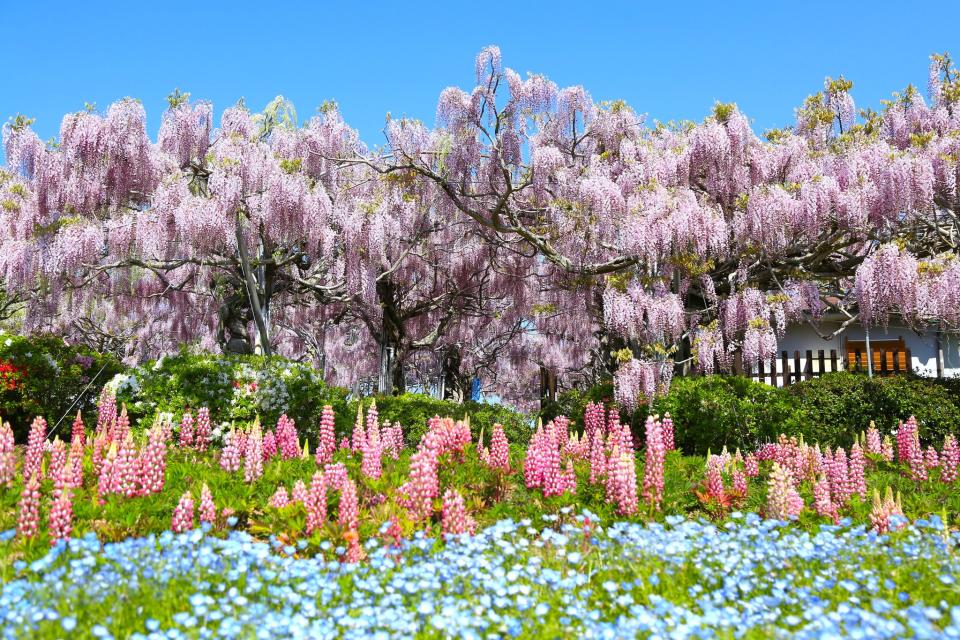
[3,0,959,157]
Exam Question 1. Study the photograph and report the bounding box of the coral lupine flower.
[0,422,15,487]
[441,489,476,537]
[305,472,327,534]
[70,411,85,447]
[262,430,277,461]
[924,446,939,470]
[268,486,290,508]
[941,435,959,483]
[489,423,510,473]
[848,443,867,499]
[343,529,366,563]
[23,416,47,481]
[865,422,882,456]
[193,407,212,451]
[661,413,675,451]
[605,447,638,516]
[178,411,194,448]
[338,479,359,531]
[17,473,41,538]
[766,463,803,520]
[316,405,337,465]
[244,422,264,483]
[642,416,665,511]
[199,483,216,524]
[870,487,904,534]
[812,474,838,524]
[171,491,195,533]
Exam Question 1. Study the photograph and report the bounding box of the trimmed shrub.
[0,333,125,441]
[112,351,349,443]
[350,393,533,447]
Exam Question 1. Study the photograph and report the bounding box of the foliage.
[350,393,533,447]
[0,333,123,441]
[111,351,349,441]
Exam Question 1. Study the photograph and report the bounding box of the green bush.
[349,393,533,447]
[649,376,801,455]
[111,351,349,443]
[0,333,125,442]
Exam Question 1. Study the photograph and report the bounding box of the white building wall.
[771,320,960,379]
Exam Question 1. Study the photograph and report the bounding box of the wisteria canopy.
[1,48,959,409]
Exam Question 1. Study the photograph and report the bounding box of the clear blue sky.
[3,0,959,157]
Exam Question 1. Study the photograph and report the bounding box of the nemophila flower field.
[1,391,959,638]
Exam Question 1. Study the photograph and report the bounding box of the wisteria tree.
[368,47,960,408]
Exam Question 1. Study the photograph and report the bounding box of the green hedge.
[544,372,960,455]
[111,351,349,443]
[0,333,125,442]
[348,393,533,448]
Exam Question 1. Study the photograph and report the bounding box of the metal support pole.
[864,328,873,378]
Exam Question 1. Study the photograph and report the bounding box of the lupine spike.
[171,491,195,533]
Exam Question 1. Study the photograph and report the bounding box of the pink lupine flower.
[732,468,748,498]
[865,422,882,456]
[338,436,351,451]
[848,443,867,499]
[881,436,894,462]
[171,491,195,533]
[766,462,803,520]
[812,474,838,524]
[199,483,216,524]
[70,411,85,447]
[489,423,510,473]
[316,405,337,465]
[268,486,290,508]
[745,452,761,477]
[17,473,41,538]
[896,417,918,463]
[275,414,300,459]
[48,486,73,544]
[441,489,476,537]
[323,462,349,491]
[562,459,577,494]
[704,455,726,502]
[49,438,67,488]
[23,416,47,481]
[244,423,264,483]
[67,435,84,489]
[0,422,15,487]
[605,447,638,516]
[352,404,367,453]
[828,448,851,506]
[404,447,439,521]
[178,411,194,448]
[908,437,927,482]
[291,479,308,504]
[112,405,130,445]
[870,487,904,534]
[361,419,383,480]
[97,442,117,504]
[220,430,244,473]
[554,415,571,451]
[381,422,404,459]
[139,425,168,495]
[262,430,277,461]
[583,402,605,445]
[642,416,665,511]
[941,435,959,483]
[588,429,607,484]
[365,400,380,440]
[478,445,491,465]
[661,412,675,451]
[338,479,359,531]
[194,407,212,451]
[924,446,939,470]
[305,472,327,534]
[114,433,141,498]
